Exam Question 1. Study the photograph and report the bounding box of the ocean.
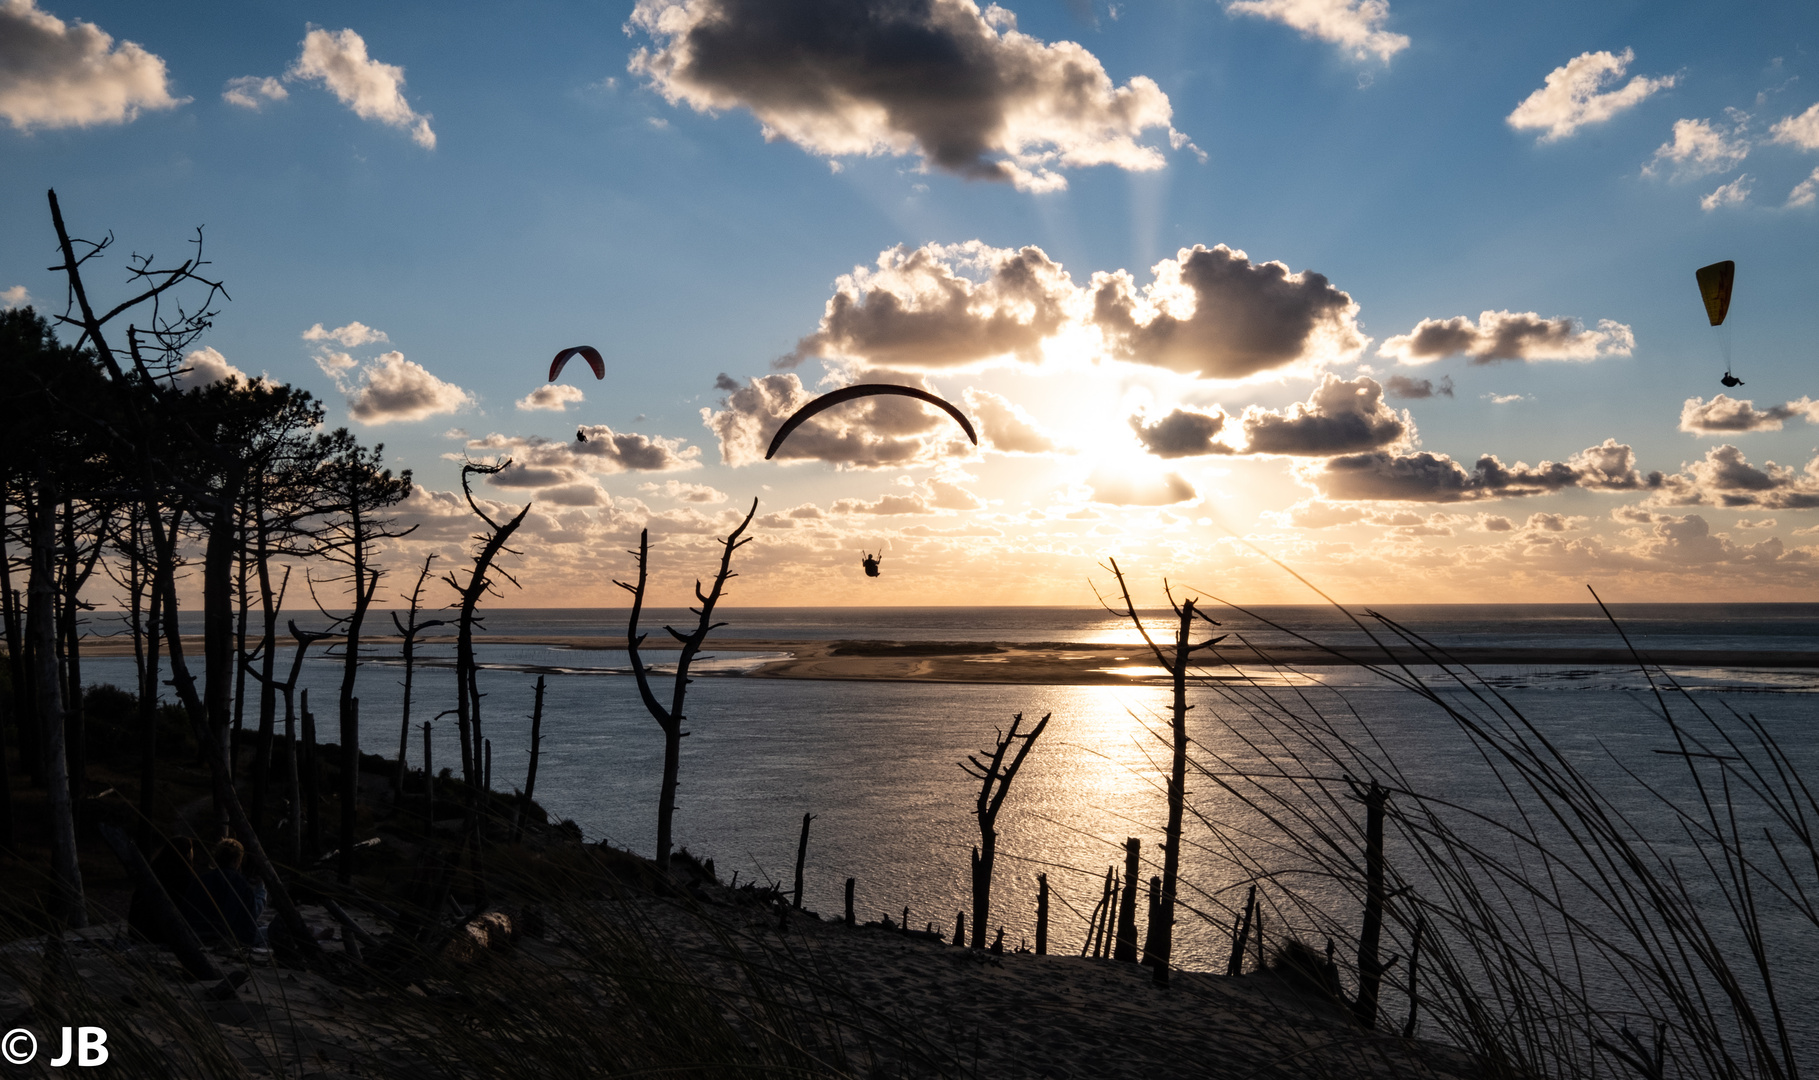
[73,603,1819,1050]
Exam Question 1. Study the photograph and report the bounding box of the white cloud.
[627,0,1191,192]
[288,27,435,148]
[302,320,389,347]
[1645,117,1749,179]
[1,285,29,309]
[1679,394,1819,434]
[516,384,586,412]
[468,426,701,480]
[222,75,286,110]
[1086,468,1196,506]
[314,350,358,378]
[1506,49,1673,142]
[963,387,1062,454]
[1482,392,1528,405]
[1788,167,1819,209]
[640,480,726,504]
[1699,174,1751,211]
[342,351,472,423]
[172,346,248,389]
[0,0,187,130]
[1225,0,1409,63]
[1381,310,1634,365]
[1770,101,1819,150]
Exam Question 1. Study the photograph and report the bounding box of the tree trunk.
[30,490,84,926]
[201,488,242,830]
[1150,600,1196,987]
[302,690,321,859]
[1353,780,1389,1029]
[58,499,86,819]
[793,812,813,909]
[231,510,249,781]
[251,522,278,829]
[136,559,164,850]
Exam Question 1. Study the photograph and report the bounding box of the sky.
[4,0,1818,608]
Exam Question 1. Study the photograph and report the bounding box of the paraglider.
[861,551,882,578]
[1694,261,1742,387]
[765,384,978,460]
[549,345,606,382]
[577,428,588,442]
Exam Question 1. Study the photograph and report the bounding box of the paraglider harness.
[861,552,881,578]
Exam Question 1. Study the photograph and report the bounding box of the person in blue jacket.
[185,838,266,947]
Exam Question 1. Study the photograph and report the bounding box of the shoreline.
[76,634,1819,685]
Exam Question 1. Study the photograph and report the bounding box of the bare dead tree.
[1095,559,1223,986]
[960,711,1049,948]
[615,498,758,872]
[241,602,333,864]
[443,461,531,787]
[391,554,445,802]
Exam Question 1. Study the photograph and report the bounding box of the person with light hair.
[183,838,266,947]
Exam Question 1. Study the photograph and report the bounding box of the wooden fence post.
[1114,837,1141,962]
[1035,873,1049,955]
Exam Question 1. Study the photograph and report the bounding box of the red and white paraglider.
[549,345,606,383]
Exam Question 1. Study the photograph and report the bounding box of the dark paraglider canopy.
[1695,261,1735,326]
[549,345,606,382]
[861,552,882,577]
[765,383,978,460]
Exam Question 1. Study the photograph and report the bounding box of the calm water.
[77,604,1819,1055]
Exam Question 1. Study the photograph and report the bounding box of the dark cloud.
[1641,514,1785,565]
[1241,375,1409,455]
[703,372,976,468]
[714,372,741,391]
[788,243,1072,369]
[627,0,1186,192]
[1679,394,1818,434]
[1309,439,1649,503]
[1093,245,1367,378]
[1380,310,1633,365]
[1674,445,1819,509]
[1384,373,1452,400]
[1129,407,1231,457]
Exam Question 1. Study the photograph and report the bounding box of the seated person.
[127,836,200,944]
[184,838,267,947]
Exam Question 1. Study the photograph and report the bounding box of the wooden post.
[512,675,545,843]
[302,689,320,859]
[1353,780,1390,1030]
[954,910,965,947]
[483,737,492,793]
[1114,837,1141,962]
[1402,915,1425,1039]
[1226,885,1256,976]
[1035,873,1049,955]
[792,812,813,909]
[844,877,855,927]
[1142,874,1161,965]
[422,721,434,834]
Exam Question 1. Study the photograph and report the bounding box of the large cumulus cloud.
[786,241,1367,380]
[1380,310,1633,365]
[787,243,1073,369]
[343,352,473,424]
[703,372,977,468]
[627,0,1189,192]
[1652,445,1819,510]
[0,0,186,130]
[1092,245,1368,378]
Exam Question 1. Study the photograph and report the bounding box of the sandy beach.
[79,633,1819,686]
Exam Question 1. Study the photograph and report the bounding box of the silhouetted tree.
[961,711,1049,948]
[1097,560,1223,986]
[616,499,757,872]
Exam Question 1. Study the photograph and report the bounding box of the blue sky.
[4,0,1818,605]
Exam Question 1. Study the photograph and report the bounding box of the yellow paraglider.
[1695,260,1742,386]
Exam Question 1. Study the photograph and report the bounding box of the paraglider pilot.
[1720,373,1744,388]
[861,551,882,578]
